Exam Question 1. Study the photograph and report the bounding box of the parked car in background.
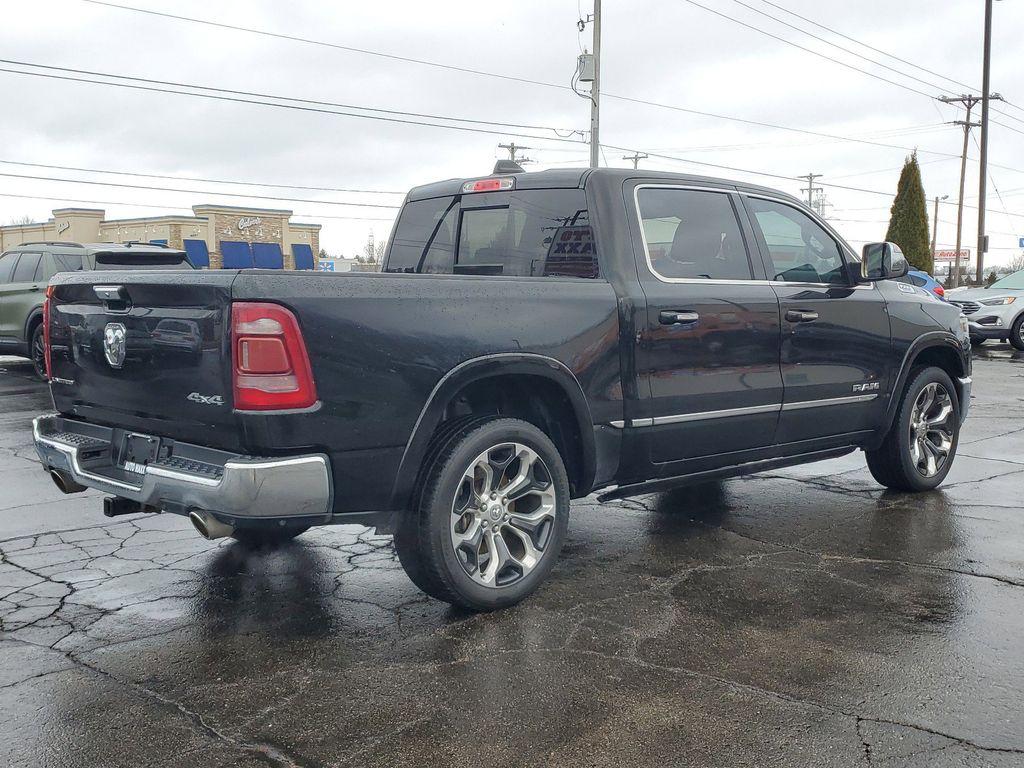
[947,268,1024,349]
[33,168,972,611]
[898,269,945,300]
[0,242,194,377]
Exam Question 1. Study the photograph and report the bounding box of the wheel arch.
[391,354,597,510]
[876,332,968,444]
[23,307,44,355]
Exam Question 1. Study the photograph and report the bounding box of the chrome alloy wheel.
[449,442,558,588]
[908,382,955,478]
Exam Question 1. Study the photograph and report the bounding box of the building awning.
[292,243,314,270]
[220,240,253,269]
[183,239,209,268]
[253,242,283,269]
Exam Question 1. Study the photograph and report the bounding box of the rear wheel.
[1010,314,1024,351]
[865,367,960,492]
[394,417,569,611]
[30,324,46,379]
[231,524,309,548]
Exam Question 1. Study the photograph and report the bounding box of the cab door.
[630,183,783,473]
[742,195,891,443]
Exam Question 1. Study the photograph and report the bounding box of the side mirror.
[861,242,909,281]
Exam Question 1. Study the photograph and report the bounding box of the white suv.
[948,269,1024,350]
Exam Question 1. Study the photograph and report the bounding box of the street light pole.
[589,0,602,168]
[931,194,948,277]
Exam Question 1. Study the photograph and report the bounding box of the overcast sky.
[2,0,1023,268]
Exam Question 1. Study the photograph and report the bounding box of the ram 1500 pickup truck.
[33,167,973,610]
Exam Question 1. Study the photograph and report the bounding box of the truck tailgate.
[47,270,242,450]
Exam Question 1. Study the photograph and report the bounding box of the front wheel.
[865,367,960,492]
[1010,314,1024,351]
[394,417,570,611]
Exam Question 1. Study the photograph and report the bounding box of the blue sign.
[1019,237,1024,248]
[318,260,336,272]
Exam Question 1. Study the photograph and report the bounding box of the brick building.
[0,204,321,270]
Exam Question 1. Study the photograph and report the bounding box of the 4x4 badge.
[103,323,126,369]
[187,392,225,406]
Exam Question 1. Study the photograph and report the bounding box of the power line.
[0,191,395,221]
[676,0,943,102]
[0,171,402,209]
[757,0,1024,125]
[79,0,573,95]
[756,0,977,93]
[0,159,404,195]
[70,2,1014,159]
[727,0,961,97]
[0,61,587,147]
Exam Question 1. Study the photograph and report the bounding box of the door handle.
[659,310,700,325]
[28,285,41,293]
[785,309,818,323]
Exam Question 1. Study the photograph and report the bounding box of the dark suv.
[0,241,193,377]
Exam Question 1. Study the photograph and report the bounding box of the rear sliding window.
[92,252,194,270]
[385,188,598,278]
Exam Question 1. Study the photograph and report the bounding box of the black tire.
[969,336,986,347]
[30,323,46,380]
[231,524,309,548]
[1009,314,1024,351]
[865,366,960,492]
[393,417,570,611]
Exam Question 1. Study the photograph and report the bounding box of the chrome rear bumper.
[33,414,332,520]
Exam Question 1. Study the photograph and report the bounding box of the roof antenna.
[493,159,525,175]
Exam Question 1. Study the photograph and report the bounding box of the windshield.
[988,269,1024,290]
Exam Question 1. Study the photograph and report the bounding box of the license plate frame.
[119,432,160,474]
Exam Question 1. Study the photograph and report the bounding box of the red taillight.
[933,285,945,297]
[43,285,54,379]
[461,177,515,193]
[231,302,317,411]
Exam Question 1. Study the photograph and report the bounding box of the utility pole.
[930,194,949,269]
[976,0,1003,285]
[798,173,822,208]
[498,142,532,165]
[623,152,648,170]
[939,94,982,287]
[589,0,602,168]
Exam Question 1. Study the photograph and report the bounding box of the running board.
[596,446,858,502]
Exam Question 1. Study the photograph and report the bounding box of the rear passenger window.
[635,188,753,280]
[746,198,847,285]
[0,252,16,283]
[51,253,84,274]
[11,253,41,283]
[385,188,598,278]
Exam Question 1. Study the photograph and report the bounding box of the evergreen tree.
[885,153,933,273]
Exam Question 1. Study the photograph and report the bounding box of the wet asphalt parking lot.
[1,346,1022,767]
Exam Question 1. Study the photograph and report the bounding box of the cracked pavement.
[1,346,1023,767]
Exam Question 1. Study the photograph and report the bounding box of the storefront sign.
[57,221,70,235]
[237,217,262,231]
[933,249,971,263]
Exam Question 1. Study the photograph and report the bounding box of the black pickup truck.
[33,167,972,610]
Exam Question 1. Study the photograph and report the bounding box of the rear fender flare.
[390,353,596,509]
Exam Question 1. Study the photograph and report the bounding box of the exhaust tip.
[189,510,234,541]
[50,469,86,494]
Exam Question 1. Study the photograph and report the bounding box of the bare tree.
[7,214,35,225]
[1006,253,1024,273]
